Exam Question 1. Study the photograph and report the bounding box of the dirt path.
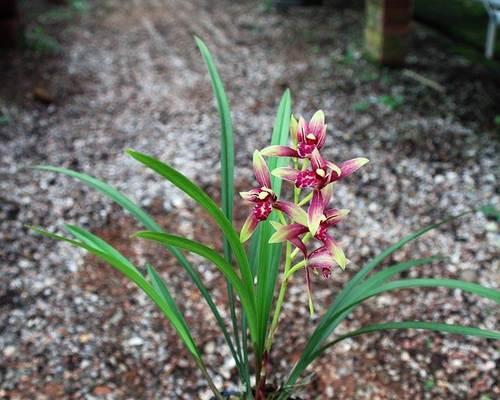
[1,0,499,399]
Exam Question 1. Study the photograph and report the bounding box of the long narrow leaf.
[30,226,201,358]
[315,321,500,358]
[195,36,234,244]
[33,166,240,371]
[147,264,191,335]
[65,224,138,272]
[288,276,499,386]
[125,150,254,293]
[333,210,473,311]
[361,278,500,303]
[195,37,245,386]
[359,256,446,294]
[134,231,260,345]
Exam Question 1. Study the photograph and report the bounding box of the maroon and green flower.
[239,151,307,242]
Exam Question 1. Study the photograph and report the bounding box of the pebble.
[124,337,144,347]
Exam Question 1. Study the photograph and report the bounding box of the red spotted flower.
[240,151,308,242]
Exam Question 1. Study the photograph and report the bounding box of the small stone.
[79,333,93,343]
[93,386,113,396]
[204,341,215,354]
[125,336,144,347]
[460,269,477,283]
[485,222,497,232]
[480,360,495,371]
[3,345,16,357]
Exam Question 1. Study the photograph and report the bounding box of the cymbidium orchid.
[260,111,327,159]
[240,150,308,243]
[31,37,500,400]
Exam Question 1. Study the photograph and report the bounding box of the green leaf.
[334,210,473,317]
[147,264,190,335]
[290,276,499,385]
[195,36,234,235]
[126,149,254,293]
[315,321,500,358]
[33,166,240,372]
[362,278,500,304]
[350,256,447,300]
[29,226,201,359]
[134,231,259,346]
[195,37,245,386]
[65,224,138,272]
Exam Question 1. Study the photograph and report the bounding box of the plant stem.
[285,259,307,279]
[264,241,292,352]
[298,191,313,207]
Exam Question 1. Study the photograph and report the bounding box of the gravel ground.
[1,0,499,399]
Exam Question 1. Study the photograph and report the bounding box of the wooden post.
[0,0,20,48]
[364,0,413,66]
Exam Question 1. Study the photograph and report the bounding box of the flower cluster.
[240,110,368,293]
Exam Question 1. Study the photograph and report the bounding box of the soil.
[0,0,499,399]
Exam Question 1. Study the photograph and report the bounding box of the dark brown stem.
[255,351,269,400]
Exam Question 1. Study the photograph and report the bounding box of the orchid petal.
[260,145,298,158]
[269,223,308,243]
[290,237,307,256]
[321,183,334,208]
[272,167,300,183]
[339,157,369,179]
[316,123,327,149]
[308,190,324,236]
[297,116,307,143]
[324,208,350,226]
[326,161,342,178]
[253,150,271,188]
[325,237,348,270]
[307,247,335,270]
[290,114,298,145]
[310,148,326,171]
[274,200,308,226]
[239,189,260,202]
[308,110,325,136]
[240,213,259,243]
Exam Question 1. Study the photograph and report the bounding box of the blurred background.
[0,0,499,399]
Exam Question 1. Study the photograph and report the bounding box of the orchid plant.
[32,38,500,399]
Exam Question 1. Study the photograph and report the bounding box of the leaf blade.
[315,321,500,358]
[33,166,240,370]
